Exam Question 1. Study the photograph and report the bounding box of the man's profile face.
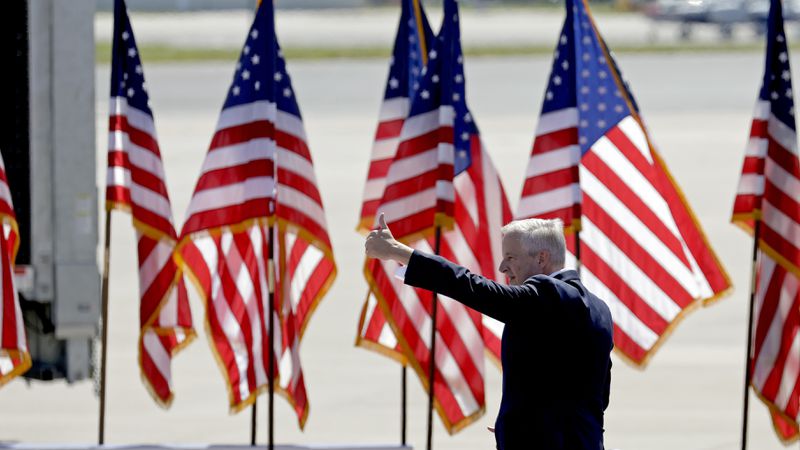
[498,233,543,285]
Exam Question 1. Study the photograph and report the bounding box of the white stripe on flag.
[762,200,800,247]
[581,267,659,350]
[436,179,455,203]
[186,177,276,218]
[289,242,324,310]
[592,136,682,237]
[363,179,388,202]
[754,255,778,322]
[278,147,318,185]
[746,137,768,158]
[455,169,479,227]
[752,270,798,390]
[535,108,578,135]
[276,109,308,142]
[432,321,480,416]
[216,100,276,132]
[580,167,700,297]
[516,184,580,217]
[129,182,175,223]
[526,145,581,178]
[774,332,800,410]
[737,174,766,196]
[277,184,327,228]
[765,158,800,200]
[372,137,402,160]
[379,98,410,121]
[400,107,455,142]
[580,217,683,320]
[142,331,172,385]
[381,188,437,223]
[106,167,132,191]
[110,97,158,137]
[195,234,250,401]
[137,235,173,294]
[753,100,770,121]
[768,114,799,154]
[445,225,480,275]
[204,139,276,173]
[439,294,484,373]
[387,148,439,183]
[617,117,653,164]
[158,284,179,326]
[108,131,169,181]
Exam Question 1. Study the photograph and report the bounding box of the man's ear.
[538,250,550,267]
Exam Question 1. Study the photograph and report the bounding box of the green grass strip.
[96,41,774,64]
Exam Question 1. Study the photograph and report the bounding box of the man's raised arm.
[365,213,542,323]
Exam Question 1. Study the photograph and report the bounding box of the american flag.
[0,151,30,387]
[518,0,731,367]
[732,0,800,441]
[362,0,512,432]
[355,0,505,367]
[356,0,433,367]
[105,0,195,406]
[176,2,335,427]
[356,0,434,234]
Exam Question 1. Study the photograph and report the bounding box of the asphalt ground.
[92,7,789,52]
[2,7,797,450]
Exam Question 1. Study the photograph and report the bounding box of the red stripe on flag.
[182,198,274,234]
[140,340,170,402]
[109,115,160,156]
[368,159,393,179]
[532,127,578,154]
[522,167,579,194]
[582,146,691,268]
[751,119,768,138]
[278,168,323,205]
[382,169,440,201]
[580,243,670,335]
[195,160,274,192]
[394,126,455,160]
[582,193,695,308]
[210,121,276,150]
[376,119,404,140]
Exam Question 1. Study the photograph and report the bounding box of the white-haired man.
[366,214,614,450]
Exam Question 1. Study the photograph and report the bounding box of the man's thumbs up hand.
[365,213,412,265]
[378,211,389,230]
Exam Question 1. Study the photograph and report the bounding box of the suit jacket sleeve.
[403,250,557,323]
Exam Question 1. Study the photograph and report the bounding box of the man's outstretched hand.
[364,213,413,265]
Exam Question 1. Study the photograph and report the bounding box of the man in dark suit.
[365,213,614,450]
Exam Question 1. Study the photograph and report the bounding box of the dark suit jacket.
[404,250,614,450]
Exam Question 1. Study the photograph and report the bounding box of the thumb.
[378,212,388,231]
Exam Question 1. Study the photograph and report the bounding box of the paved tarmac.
[93,7,781,50]
[2,7,798,450]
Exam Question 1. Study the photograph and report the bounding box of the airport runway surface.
[1,46,795,450]
[93,7,778,50]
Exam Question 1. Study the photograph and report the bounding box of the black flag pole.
[574,229,582,275]
[401,364,407,445]
[740,219,761,450]
[252,2,264,445]
[425,225,443,450]
[267,220,276,450]
[250,399,257,445]
[98,210,112,445]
